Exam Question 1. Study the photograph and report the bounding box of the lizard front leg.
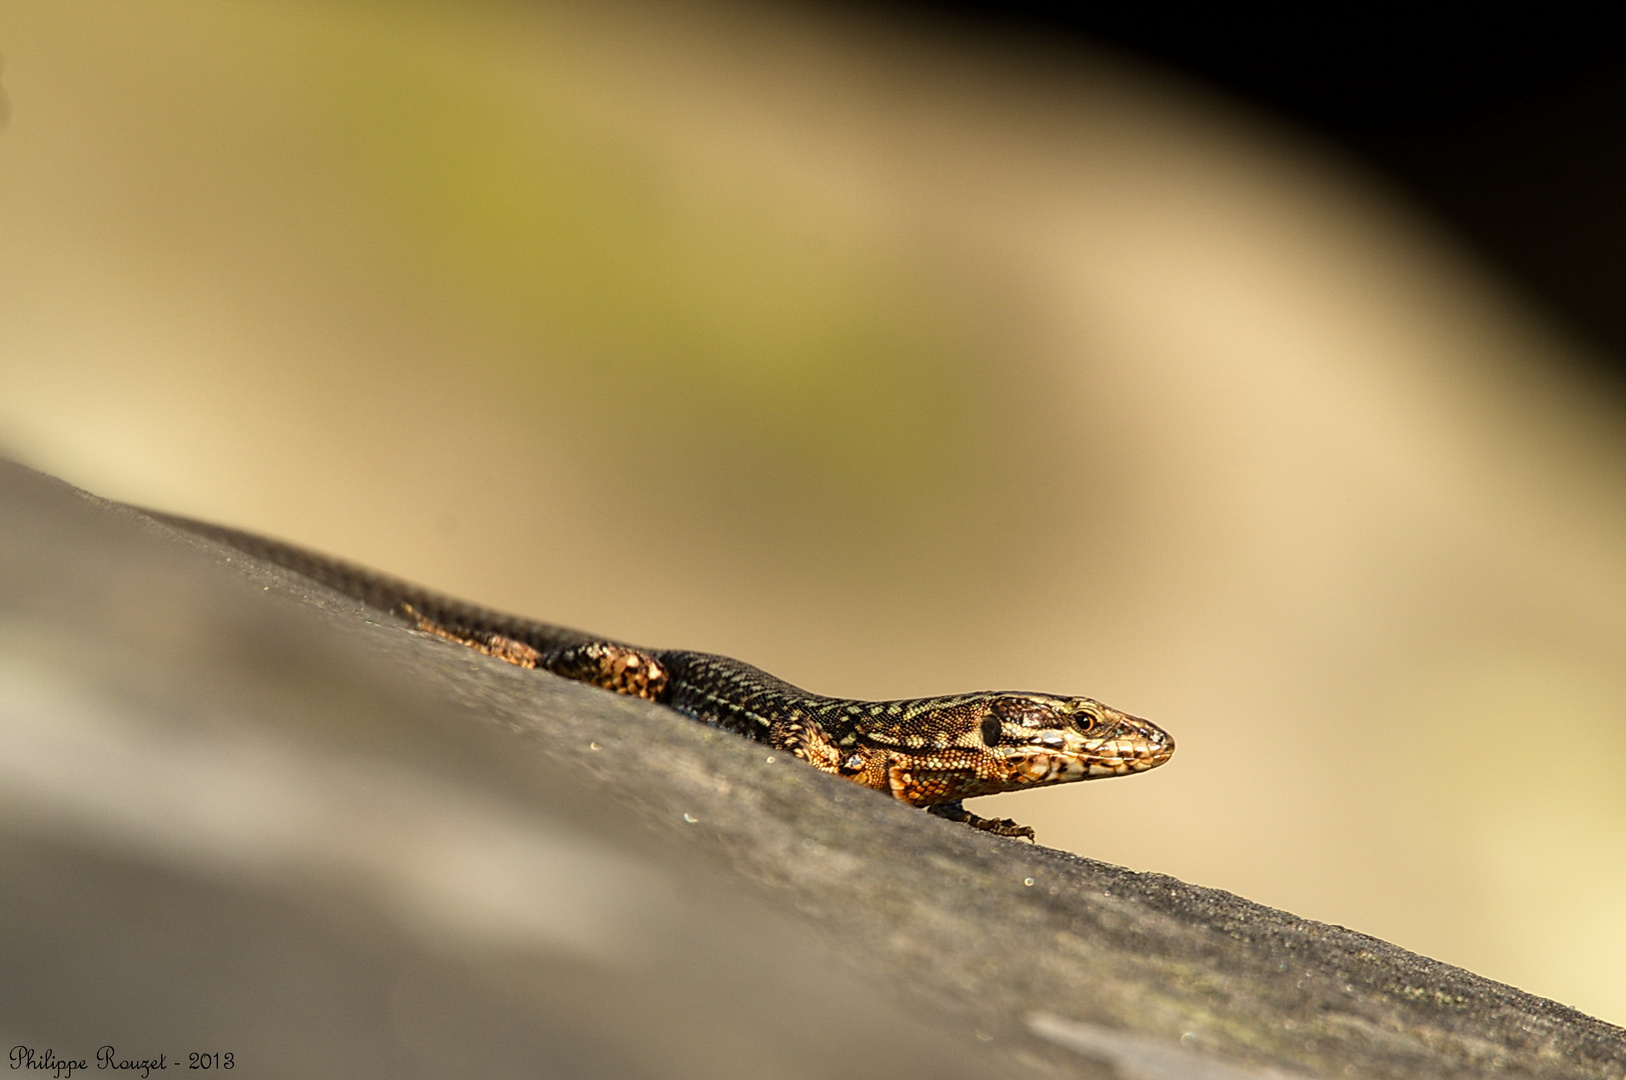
[877,756,1037,840]
[926,800,1036,841]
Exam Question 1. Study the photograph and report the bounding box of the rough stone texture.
[1,458,1622,1080]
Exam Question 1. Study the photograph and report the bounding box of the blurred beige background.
[2,0,1624,1025]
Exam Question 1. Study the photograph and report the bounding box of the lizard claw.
[927,801,1037,841]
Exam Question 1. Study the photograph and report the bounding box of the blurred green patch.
[308,2,1008,537]
[10,0,1051,581]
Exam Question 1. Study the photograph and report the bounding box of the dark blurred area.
[886,0,1626,385]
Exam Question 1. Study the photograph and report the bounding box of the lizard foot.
[927,801,1036,841]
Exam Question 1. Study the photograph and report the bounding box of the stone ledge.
[1,458,1620,1079]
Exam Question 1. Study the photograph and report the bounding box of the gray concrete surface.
[1,459,1621,1079]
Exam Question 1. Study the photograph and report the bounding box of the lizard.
[140,510,1174,840]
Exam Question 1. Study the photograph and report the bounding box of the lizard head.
[975,693,1173,787]
[847,692,1174,806]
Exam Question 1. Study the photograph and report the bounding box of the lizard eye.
[979,714,1003,747]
